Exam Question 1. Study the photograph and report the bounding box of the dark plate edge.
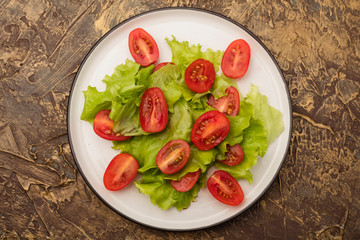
[66,6,293,232]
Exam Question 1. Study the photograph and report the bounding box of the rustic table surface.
[1,1,359,239]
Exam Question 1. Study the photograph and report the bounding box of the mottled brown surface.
[0,0,359,239]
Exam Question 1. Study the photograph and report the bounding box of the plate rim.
[67,6,293,231]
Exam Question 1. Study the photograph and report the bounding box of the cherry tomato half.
[207,86,240,116]
[156,139,190,175]
[139,87,168,133]
[221,39,251,79]
[170,169,201,192]
[191,110,230,150]
[93,110,132,141]
[103,153,139,191]
[185,59,215,93]
[153,62,174,72]
[207,170,244,206]
[128,28,159,66]
[220,144,244,166]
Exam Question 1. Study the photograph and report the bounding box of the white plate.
[68,8,292,231]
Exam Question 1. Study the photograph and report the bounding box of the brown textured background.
[1,0,359,239]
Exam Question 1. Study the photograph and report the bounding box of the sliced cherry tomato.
[93,110,132,141]
[103,153,139,191]
[170,169,201,192]
[207,86,240,116]
[153,62,174,72]
[221,39,251,79]
[156,139,190,175]
[185,59,215,93]
[139,87,168,133]
[191,110,230,150]
[207,170,244,206]
[220,144,244,166]
[128,28,159,66]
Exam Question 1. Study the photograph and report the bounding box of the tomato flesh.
[156,139,190,175]
[170,169,201,192]
[207,86,240,116]
[153,62,174,72]
[93,110,132,141]
[220,144,244,166]
[139,87,168,133]
[185,59,215,93]
[128,28,159,66]
[103,153,139,191]
[191,110,230,150]
[221,39,251,79]
[207,170,244,206]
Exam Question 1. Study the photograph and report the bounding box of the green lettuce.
[142,64,193,112]
[166,36,223,73]
[243,85,285,144]
[80,59,143,122]
[80,86,112,122]
[135,169,207,211]
[103,59,140,99]
[215,85,284,183]
[81,37,284,211]
[113,98,194,172]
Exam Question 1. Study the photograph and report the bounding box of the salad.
[80,28,284,211]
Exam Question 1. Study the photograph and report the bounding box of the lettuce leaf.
[103,59,140,99]
[80,86,112,122]
[113,98,194,172]
[135,169,207,211]
[215,85,284,183]
[166,36,223,74]
[111,100,146,136]
[143,64,193,112]
[243,85,284,144]
[216,120,268,183]
[81,60,143,123]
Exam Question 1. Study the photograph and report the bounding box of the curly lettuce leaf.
[102,59,140,99]
[216,120,268,183]
[80,86,112,122]
[80,60,144,123]
[111,100,146,136]
[135,169,207,211]
[113,98,194,172]
[211,74,240,99]
[142,64,193,112]
[166,36,223,74]
[244,85,284,144]
[216,85,284,183]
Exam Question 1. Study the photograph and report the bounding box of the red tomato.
[103,153,139,191]
[156,139,190,175]
[191,110,230,150]
[221,39,251,79]
[220,144,244,166]
[93,110,131,141]
[153,62,174,72]
[139,87,168,133]
[170,169,201,192]
[207,170,244,206]
[185,59,215,93]
[207,86,240,116]
[128,28,159,66]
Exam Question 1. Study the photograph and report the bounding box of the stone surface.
[0,0,359,239]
